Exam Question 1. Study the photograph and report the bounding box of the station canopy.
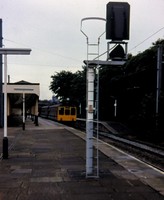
[3,80,40,110]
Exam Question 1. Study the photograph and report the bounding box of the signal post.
[81,2,130,178]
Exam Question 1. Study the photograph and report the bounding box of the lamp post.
[0,48,31,159]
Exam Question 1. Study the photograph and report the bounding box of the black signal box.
[106,2,130,41]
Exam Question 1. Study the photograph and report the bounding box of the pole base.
[23,122,25,130]
[35,115,38,126]
[3,137,8,159]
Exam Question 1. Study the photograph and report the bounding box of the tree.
[71,70,86,117]
[49,39,164,134]
[110,39,164,134]
[50,70,76,102]
[49,69,86,116]
[98,66,123,120]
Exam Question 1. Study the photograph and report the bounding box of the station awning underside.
[8,93,38,109]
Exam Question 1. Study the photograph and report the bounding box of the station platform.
[0,118,163,200]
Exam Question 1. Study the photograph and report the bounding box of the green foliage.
[111,39,164,133]
[99,66,123,120]
[50,70,76,101]
[49,70,86,115]
[49,39,164,133]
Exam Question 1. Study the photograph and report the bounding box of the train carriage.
[57,106,76,121]
[48,105,58,120]
[40,104,77,122]
[40,106,49,118]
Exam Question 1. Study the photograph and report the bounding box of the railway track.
[98,131,164,172]
[74,119,164,172]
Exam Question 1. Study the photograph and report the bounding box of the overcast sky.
[0,0,164,100]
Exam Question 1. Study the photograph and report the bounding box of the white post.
[4,54,7,137]
[0,47,31,159]
[86,65,94,176]
[3,54,8,159]
[80,17,106,177]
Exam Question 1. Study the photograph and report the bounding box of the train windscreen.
[71,108,76,115]
[59,107,64,115]
[65,109,70,115]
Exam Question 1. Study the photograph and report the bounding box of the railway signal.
[80,2,131,178]
[106,2,130,41]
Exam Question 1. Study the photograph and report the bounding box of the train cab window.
[59,107,64,115]
[71,108,76,115]
[65,109,70,115]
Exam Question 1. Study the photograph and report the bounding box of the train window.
[71,108,76,115]
[59,107,64,115]
[65,109,70,115]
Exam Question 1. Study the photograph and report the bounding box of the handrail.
[80,17,106,41]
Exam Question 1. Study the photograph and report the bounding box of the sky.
[0,0,164,100]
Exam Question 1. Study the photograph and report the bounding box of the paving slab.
[0,118,163,200]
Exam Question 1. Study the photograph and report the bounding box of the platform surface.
[0,118,163,200]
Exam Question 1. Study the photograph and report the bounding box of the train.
[40,104,77,122]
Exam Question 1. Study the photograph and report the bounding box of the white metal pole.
[4,54,7,137]
[86,65,94,176]
[0,47,31,159]
[80,17,106,177]
[3,54,8,159]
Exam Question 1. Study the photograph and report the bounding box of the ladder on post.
[87,43,99,60]
[80,17,106,178]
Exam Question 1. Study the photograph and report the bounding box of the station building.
[2,80,40,126]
